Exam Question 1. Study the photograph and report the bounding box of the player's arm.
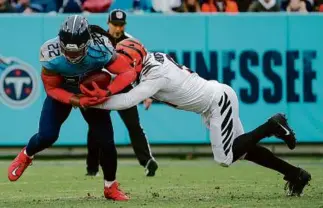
[41,67,106,107]
[41,67,73,104]
[92,77,166,111]
[103,53,137,95]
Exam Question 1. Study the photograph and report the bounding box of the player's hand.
[80,96,108,107]
[143,98,153,110]
[70,95,108,108]
[80,81,111,98]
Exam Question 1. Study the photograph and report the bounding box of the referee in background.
[86,9,158,177]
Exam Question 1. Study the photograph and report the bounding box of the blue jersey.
[39,34,115,92]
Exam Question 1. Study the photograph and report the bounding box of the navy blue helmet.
[58,15,91,63]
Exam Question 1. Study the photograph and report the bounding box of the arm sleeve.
[104,53,137,95]
[41,68,74,104]
[94,77,166,110]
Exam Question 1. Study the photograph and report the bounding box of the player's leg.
[117,105,158,177]
[8,96,72,181]
[116,84,157,176]
[243,144,311,196]
[85,129,100,176]
[233,116,311,196]
[207,84,248,166]
[231,115,296,161]
[219,84,311,196]
[233,117,311,196]
[80,108,128,201]
[208,108,235,166]
[215,84,293,161]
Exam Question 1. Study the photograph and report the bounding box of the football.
[80,71,112,90]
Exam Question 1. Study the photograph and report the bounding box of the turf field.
[0,158,322,208]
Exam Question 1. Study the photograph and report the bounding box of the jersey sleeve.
[41,69,74,104]
[104,53,137,94]
[94,76,167,110]
[103,36,117,66]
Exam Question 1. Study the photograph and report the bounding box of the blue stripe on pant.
[26,96,116,181]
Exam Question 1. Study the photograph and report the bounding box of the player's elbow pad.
[41,72,73,104]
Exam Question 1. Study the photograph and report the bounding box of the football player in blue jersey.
[7,15,136,201]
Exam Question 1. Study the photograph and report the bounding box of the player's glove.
[143,98,153,110]
[80,81,112,98]
[70,94,108,108]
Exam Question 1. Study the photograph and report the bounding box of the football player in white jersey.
[80,38,311,197]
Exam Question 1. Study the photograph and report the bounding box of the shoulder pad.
[92,33,114,49]
[40,37,62,62]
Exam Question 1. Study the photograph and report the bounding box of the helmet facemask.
[60,40,90,64]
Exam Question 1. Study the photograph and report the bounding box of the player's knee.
[213,153,233,167]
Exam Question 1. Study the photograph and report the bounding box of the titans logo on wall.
[0,55,39,109]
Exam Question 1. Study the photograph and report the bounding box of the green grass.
[0,158,322,208]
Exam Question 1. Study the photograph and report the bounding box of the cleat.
[268,113,296,150]
[145,158,158,177]
[8,147,33,182]
[104,181,129,201]
[284,168,311,197]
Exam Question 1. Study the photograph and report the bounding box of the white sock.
[104,180,116,188]
[24,149,34,159]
